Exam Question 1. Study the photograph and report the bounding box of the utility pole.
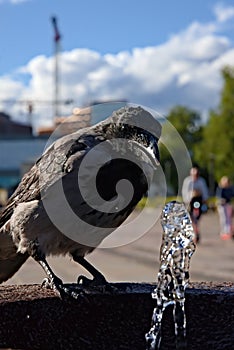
[51,16,61,119]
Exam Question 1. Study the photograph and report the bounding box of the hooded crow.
[0,106,161,297]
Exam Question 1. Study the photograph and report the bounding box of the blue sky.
[1,0,232,74]
[1,0,234,128]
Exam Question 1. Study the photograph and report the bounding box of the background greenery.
[160,65,234,195]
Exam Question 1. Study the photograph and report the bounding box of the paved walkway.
[5,208,234,286]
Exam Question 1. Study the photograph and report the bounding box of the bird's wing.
[0,164,41,227]
[0,131,96,227]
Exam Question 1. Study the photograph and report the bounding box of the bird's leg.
[72,254,107,287]
[29,241,64,292]
[28,240,83,299]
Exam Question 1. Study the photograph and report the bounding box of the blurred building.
[0,112,32,137]
[0,112,47,201]
[0,137,48,199]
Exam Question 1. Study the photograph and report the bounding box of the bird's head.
[94,106,161,169]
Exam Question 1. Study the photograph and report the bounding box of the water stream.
[145,201,196,350]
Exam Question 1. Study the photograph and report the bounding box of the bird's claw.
[41,277,51,289]
[41,277,63,290]
[41,277,87,301]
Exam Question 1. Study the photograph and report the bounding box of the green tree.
[194,66,234,184]
[160,105,202,194]
[165,105,202,155]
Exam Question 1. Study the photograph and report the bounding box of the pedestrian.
[182,166,209,243]
[216,176,234,240]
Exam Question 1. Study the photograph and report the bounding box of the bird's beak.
[146,135,160,169]
[134,137,160,171]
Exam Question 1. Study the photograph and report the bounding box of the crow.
[0,106,161,298]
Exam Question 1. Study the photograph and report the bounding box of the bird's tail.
[0,227,29,283]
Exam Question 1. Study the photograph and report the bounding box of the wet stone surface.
[0,282,234,350]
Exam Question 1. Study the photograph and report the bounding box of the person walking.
[216,176,234,240]
[182,166,209,243]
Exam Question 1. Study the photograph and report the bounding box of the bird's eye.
[121,125,125,130]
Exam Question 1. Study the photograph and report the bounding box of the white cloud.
[1,6,234,129]
[214,3,234,22]
[0,76,24,97]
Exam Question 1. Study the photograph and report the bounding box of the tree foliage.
[194,66,234,182]
[164,105,202,154]
[160,105,202,194]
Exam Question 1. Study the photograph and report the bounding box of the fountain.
[145,201,196,350]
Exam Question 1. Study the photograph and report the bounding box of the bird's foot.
[41,277,86,300]
[42,276,63,290]
[77,275,117,293]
